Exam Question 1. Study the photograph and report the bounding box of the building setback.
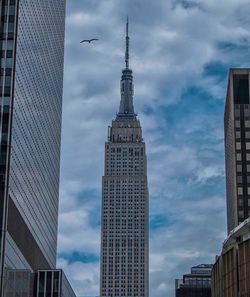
[224,69,250,233]
[100,20,149,297]
[0,1,74,296]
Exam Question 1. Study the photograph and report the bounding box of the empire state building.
[100,20,149,297]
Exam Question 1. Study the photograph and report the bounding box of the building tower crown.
[117,17,136,120]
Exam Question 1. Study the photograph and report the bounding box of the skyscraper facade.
[100,21,149,297]
[224,68,250,233]
[0,0,65,294]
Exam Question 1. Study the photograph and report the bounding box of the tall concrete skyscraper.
[225,69,250,233]
[100,20,149,297]
[0,0,65,295]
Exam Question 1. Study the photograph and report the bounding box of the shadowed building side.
[224,68,250,234]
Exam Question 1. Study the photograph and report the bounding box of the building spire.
[117,17,136,119]
[125,16,129,69]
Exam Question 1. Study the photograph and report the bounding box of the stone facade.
[212,218,250,297]
[100,20,149,297]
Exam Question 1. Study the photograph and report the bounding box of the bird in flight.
[80,38,99,44]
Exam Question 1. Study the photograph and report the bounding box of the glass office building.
[0,0,66,295]
[175,264,212,297]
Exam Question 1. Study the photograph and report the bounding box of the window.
[246,121,250,128]
[236,142,241,150]
[236,131,241,139]
[238,210,244,219]
[246,142,250,150]
[6,58,12,68]
[235,108,240,116]
[237,176,242,183]
[39,272,45,294]
[235,121,240,128]
[237,165,242,172]
[237,153,242,161]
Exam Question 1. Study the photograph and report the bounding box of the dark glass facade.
[4,269,35,297]
[36,270,76,297]
[0,0,66,295]
[175,265,212,297]
[225,69,250,233]
[3,269,76,297]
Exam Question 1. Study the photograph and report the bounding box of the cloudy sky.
[57,1,250,296]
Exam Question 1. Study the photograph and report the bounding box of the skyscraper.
[100,20,149,297]
[0,0,65,295]
[224,68,250,233]
[211,68,250,297]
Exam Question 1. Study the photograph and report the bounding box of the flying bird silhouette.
[80,38,99,44]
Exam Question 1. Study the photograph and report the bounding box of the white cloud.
[58,259,100,296]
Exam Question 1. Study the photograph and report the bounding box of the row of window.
[235,120,250,128]
[110,135,142,143]
[238,210,250,219]
[104,180,145,184]
[238,198,250,206]
[236,164,250,172]
[235,141,250,150]
[106,170,144,174]
[237,187,250,195]
[106,160,144,168]
[235,131,250,139]
[107,147,144,155]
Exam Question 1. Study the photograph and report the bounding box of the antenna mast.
[125,17,129,69]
